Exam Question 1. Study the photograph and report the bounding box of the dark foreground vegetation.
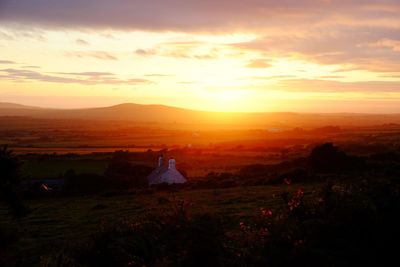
[1,142,400,266]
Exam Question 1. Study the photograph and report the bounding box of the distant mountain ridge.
[0,102,215,123]
[0,102,42,109]
[1,102,400,127]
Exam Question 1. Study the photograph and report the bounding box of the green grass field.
[0,184,318,266]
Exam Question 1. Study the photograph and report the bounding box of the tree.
[64,169,107,195]
[309,143,364,173]
[104,160,152,189]
[0,145,27,218]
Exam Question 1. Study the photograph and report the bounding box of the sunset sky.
[0,0,400,113]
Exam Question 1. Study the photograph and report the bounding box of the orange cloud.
[245,59,271,68]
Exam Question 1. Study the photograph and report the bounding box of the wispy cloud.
[276,79,400,93]
[144,73,173,77]
[0,27,45,41]
[0,60,16,64]
[359,38,400,52]
[245,59,271,68]
[135,42,221,60]
[65,51,117,60]
[22,65,40,69]
[253,75,297,80]
[1,1,399,31]
[75,38,89,46]
[0,68,152,85]
[135,49,154,56]
[234,25,400,72]
[135,44,218,60]
[0,68,79,83]
[54,71,114,77]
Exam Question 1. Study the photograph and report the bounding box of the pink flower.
[294,239,305,246]
[297,188,304,196]
[283,178,292,185]
[261,208,273,217]
[259,227,270,237]
[240,221,247,231]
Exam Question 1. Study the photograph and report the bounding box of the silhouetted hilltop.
[1,102,400,127]
[0,102,41,109]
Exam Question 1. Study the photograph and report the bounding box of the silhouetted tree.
[111,150,130,161]
[309,143,364,173]
[0,145,27,218]
[105,160,152,189]
[64,169,106,195]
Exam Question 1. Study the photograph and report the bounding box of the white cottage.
[148,155,187,185]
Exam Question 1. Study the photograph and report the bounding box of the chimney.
[158,155,164,167]
[168,158,176,170]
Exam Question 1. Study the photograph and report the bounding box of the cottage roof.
[148,156,187,185]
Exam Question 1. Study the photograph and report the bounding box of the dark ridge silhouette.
[2,102,400,127]
[309,143,366,173]
[0,146,28,218]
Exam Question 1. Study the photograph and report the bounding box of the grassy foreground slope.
[0,184,316,266]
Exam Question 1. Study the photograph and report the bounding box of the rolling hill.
[1,102,400,128]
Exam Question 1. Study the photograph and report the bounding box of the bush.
[40,254,76,267]
[104,161,152,190]
[0,145,28,218]
[309,143,365,173]
[232,176,400,266]
[71,200,226,267]
[64,169,106,195]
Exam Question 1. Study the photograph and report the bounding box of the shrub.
[232,176,400,267]
[309,143,365,173]
[71,200,226,267]
[104,161,152,190]
[40,254,76,267]
[0,145,28,218]
[64,169,106,195]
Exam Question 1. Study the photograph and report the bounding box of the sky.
[0,0,400,113]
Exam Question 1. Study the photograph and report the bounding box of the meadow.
[0,184,314,266]
[2,172,399,267]
[1,120,400,266]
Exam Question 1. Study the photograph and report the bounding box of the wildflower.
[240,221,248,231]
[261,208,273,217]
[287,199,299,211]
[296,187,304,196]
[259,227,270,237]
[288,198,299,210]
[283,178,292,185]
[294,239,305,246]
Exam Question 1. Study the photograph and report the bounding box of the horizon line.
[2,101,400,116]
